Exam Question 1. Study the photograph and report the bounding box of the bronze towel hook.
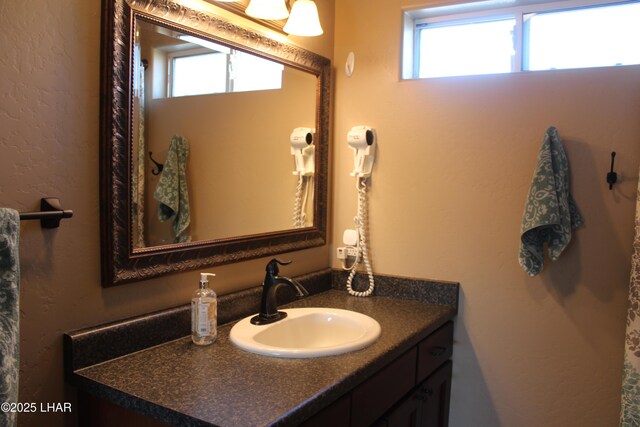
[607,151,617,190]
[149,151,164,176]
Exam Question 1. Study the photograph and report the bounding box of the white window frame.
[402,0,639,79]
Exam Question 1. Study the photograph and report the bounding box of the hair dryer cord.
[347,177,375,297]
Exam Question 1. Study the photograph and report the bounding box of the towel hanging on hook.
[518,126,584,276]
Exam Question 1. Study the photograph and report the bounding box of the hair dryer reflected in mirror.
[290,127,315,228]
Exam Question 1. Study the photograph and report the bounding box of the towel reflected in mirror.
[153,134,191,244]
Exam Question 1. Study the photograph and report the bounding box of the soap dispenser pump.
[191,272,217,346]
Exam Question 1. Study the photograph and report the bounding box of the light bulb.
[246,0,289,20]
[283,0,323,37]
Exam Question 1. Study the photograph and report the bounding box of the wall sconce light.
[246,0,290,20]
[283,0,323,36]
[242,0,323,37]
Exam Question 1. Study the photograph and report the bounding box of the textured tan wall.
[332,1,640,426]
[0,1,333,426]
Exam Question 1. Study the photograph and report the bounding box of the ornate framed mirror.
[100,0,330,286]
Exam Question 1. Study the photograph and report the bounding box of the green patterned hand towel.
[153,134,191,243]
[0,208,19,427]
[519,127,583,276]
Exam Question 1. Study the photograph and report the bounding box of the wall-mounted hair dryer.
[347,126,376,178]
[340,126,377,297]
[290,127,315,176]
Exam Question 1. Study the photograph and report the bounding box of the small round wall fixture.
[345,52,355,77]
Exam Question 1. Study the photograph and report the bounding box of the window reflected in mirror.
[163,36,285,97]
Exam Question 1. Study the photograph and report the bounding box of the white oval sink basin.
[229,307,381,358]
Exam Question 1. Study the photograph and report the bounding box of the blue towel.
[153,135,191,243]
[0,208,19,427]
[519,127,584,276]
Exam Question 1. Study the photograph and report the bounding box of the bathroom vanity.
[301,321,453,427]
[65,270,458,427]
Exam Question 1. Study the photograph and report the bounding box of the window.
[230,50,285,93]
[403,0,640,79]
[168,38,284,97]
[523,2,640,70]
[418,18,515,78]
[171,51,229,97]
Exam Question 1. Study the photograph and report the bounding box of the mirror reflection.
[131,18,317,248]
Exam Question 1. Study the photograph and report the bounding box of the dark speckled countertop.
[67,271,458,427]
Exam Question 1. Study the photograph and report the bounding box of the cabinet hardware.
[429,346,447,357]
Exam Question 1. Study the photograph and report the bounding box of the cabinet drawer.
[351,347,417,427]
[417,322,453,383]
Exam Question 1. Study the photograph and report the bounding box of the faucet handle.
[266,258,291,275]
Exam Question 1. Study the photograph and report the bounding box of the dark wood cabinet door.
[417,360,452,427]
[375,391,420,427]
[351,348,417,427]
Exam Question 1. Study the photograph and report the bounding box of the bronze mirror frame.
[100,0,330,286]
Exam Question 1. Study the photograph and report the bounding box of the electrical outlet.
[346,246,358,257]
[337,246,358,259]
